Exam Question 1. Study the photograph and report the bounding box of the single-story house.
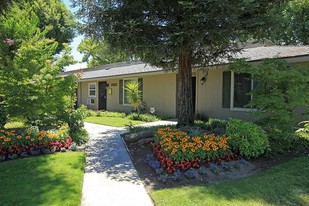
[62,44,309,121]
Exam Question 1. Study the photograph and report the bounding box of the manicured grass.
[151,156,309,206]
[4,121,28,129]
[0,152,85,206]
[85,116,144,127]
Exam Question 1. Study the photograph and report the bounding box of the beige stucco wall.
[77,59,308,121]
[142,73,177,117]
[196,68,255,121]
[78,81,98,110]
[78,72,177,117]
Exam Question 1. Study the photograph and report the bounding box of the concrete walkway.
[81,122,154,206]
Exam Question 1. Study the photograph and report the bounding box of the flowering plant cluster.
[150,127,242,173]
[155,127,231,162]
[0,125,72,160]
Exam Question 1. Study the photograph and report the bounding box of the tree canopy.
[73,0,287,126]
[77,38,131,67]
[1,0,75,52]
[261,0,309,45]
[0,1,77,125]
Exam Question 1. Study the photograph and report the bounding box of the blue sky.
[62,0,87,71]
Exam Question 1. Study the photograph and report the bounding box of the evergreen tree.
[73,0,284,126]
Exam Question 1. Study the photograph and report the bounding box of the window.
[222,71,255,110]
[88,83,96,97]
[119,78,143,105]
[232,73,252,108]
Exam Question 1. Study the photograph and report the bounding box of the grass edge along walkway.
[85,116,144,127]
[151,156,309,206]
[0,152,85,206]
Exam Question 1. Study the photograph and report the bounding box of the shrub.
[0,104,7,128]
[296,121,309,140]
[226,119,269,158]
[66,105,89,145]
[127,113,160,122]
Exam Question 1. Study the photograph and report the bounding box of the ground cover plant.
[0,152,85,206]
[150,156,309,206]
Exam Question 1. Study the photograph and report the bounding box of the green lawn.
[4,121,28,129]
[0,152,85,206]
[85,116,144,127]
[151,156,309,206]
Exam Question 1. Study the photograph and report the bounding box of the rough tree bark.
[177,53,194,127]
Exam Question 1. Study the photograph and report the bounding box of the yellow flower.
[17,135,22,139]
[25,136,30,139]
[4,138,11,142]
[30,138,35,142]
[38,136,43,140]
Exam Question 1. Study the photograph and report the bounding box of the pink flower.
[3,38,15,45]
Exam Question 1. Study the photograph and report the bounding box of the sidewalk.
[81,122,154,206]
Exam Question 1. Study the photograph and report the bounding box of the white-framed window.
[230,71,255,111]
[88,83,96,97]
[123,78,138,105]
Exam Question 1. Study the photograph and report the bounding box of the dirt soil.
[124,139,307,193]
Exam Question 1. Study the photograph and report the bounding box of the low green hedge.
[226,119,269,158]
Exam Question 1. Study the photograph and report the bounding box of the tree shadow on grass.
[0,152,85,206]
[184,156,309,206]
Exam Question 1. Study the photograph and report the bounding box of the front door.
[99,81,107,110]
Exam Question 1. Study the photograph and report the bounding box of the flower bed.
[152,127,241,173]
[0,125,73,161]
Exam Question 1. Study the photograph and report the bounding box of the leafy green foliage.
[226,119,269,158]
[229,59,309,153]
[262,1,309,45]
[127,113,160,122]
[0,104,7,128]
[0,2,78,126]
[78,37,131,67]
[296,121,309,140]
[66,105,89,145]
[125,81,143,114]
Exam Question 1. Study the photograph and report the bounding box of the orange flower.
[4,138,11,142]
[17,135,22,139]
[38,136,43,140]
[25,136,30,139]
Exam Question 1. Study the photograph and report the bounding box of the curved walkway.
[81,122,154,206]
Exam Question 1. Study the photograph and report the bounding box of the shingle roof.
[62,45,309,80]
[83,61,162,80]
[235,46,309,61]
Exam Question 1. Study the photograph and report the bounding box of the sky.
[62,0,87,71]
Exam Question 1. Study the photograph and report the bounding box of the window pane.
[89,90,95,96]
[234,73,251,108]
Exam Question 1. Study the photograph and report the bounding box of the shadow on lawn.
[84,125,142,185]
[187,156,309,206]
[0,152,85,206]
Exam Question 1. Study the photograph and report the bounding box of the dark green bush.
[226,119,269,159]
[0,104,7,128]
[66,105,89,145]
[127,113,160,122]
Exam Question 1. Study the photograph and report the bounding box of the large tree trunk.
[177,53,194,127]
